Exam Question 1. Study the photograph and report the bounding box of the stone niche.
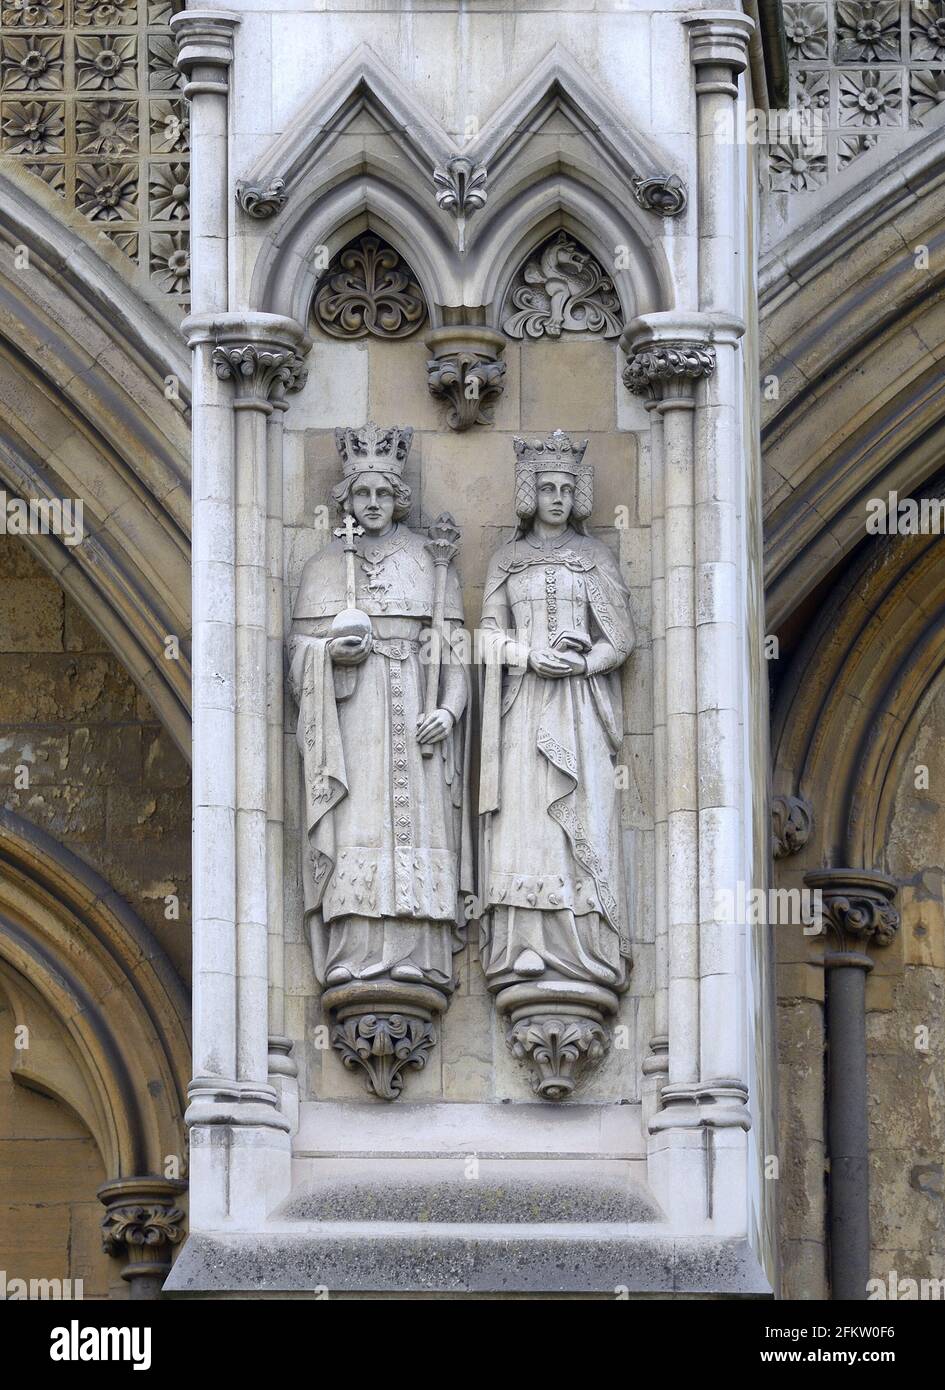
[280,317,655,1112]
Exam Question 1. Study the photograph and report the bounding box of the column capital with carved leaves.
[186,312,310,413]
[621,311,742,407]
[98,1176,187,1300]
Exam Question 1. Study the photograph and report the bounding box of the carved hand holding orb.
[479,431,636,1097]
[287,423,473,1099]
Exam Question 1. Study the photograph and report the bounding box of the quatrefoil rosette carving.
[311,233,427,340]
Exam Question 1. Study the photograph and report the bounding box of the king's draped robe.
[479,526,635,989]
[289,522,472,989]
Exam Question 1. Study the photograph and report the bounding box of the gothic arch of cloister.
[1,105,193,1290]
[0,807,190,1294]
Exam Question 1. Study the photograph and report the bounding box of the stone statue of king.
[288,422,472,1099]
[479,430,635,1099]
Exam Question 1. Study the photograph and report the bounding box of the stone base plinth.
[164,1228,772,1297]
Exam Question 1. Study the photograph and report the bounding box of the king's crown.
[335,422,413,478]
[513,429,589,472]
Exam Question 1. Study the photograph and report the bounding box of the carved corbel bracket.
[236,177,288,219]
[803,868,900,961]
[772,793,813,859]
[323,980,448,1101]
[98,1176,187,1295]
[685,12,754,96]
[425,325,507,430]
[495,980,619,1100]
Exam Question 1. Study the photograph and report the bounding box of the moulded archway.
[0,808,190,1181]
[0,171,193,755]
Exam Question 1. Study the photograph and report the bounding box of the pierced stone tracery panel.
[776,1,945,192]
[0,0,190,304]
[501,231,624,341]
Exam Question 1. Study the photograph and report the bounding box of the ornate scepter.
[330,512,372,644]
[421,513,461,758]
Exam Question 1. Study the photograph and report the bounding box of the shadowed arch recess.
[0,808,190,1180]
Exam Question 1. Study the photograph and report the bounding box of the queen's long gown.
[479,527,635,990]
[289,523,471,989]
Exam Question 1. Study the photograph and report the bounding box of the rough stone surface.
[0,536,192,981]
[165,1230,771,1297]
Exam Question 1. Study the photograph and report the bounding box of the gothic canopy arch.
[0,169,192,755]
[244,42,680,326]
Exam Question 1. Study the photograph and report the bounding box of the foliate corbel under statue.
[479,431,635,1099]
[287,423,473,1100]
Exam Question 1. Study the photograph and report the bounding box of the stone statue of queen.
[479,430,635,1098]
[288,423,473,1099]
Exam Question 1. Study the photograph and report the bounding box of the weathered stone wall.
[874,686,945,1287]
[776,681,945,1298]
[0,533,191,982]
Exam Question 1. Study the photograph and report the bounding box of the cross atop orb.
[334,515,365,550]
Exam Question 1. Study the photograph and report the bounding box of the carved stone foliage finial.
[623,341,717,396]
[425,325,507,430]
[631,173,688,216]
[433,155,487,252]
[311,234,427,340]
[98,1177,187,1296]
[772,794,813,858]
[236,177,288,219]
[803,869,900,955]
[502,231,623,340]
[211,343,308,401]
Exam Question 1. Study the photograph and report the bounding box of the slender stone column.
[624,323,716,1106]
[804,870,900,1300]
[171,11,238,314]
[685,10,753,1106]
[642,396,668,1121]
[624,5,758,1223]
[172,9,239,1105]
[266,384,300,1129]
[685,10,754,317]
[694,314,745,1092]
[182,312,306,1224]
